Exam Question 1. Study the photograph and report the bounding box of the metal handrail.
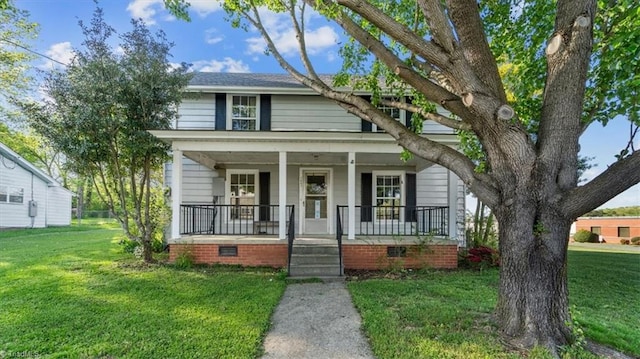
[336,205,343,275]
[336,205,449,238]
[180,204,294,235]
[287,205,295,275]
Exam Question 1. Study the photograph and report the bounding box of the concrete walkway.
[261,281,376,359]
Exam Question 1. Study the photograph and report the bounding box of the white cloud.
[245,8,338,58]
[127,0,220,25]
[40,42,74,70]
[126,0,164,25]
[205,28,224,45]
[190,1,222,16]
[191,58,250,73]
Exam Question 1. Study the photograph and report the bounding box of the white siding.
[456,176,466,245]
[271,95,361,131]
[47,186,72,226]
[165,157,220,204]
[420,106,455,134]
[175,95,216,130]
[421,120,455,134]
[416,164,449,206]
[0,163,47,228]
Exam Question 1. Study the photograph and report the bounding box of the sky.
[13,0,640,211]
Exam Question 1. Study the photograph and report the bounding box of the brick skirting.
[169,243,288,267]
[343,244,458,270]
[169,242,458,270]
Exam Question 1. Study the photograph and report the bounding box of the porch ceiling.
[184,151,432,169]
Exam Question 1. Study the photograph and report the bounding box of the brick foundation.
[169,242,458,270]
[169,243,288,267]
[342,244,458,270]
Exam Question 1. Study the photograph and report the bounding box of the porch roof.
[150,130,458,168]
[150,130,458,153]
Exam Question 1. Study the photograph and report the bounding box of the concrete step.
[290,253,340,266]
[292,244,339,255]
[289,264,342,277]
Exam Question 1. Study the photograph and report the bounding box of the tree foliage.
[585,206,640,217]
[167,0,639,355]
[0,0,38,119]
[22,8,191,262]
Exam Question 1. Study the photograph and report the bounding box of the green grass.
[0,222,286,358]
[348,247,640,359]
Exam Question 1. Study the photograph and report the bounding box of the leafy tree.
[0,0,38,120]
[0,123,71,183]
[22,8,191,262]
[585,206,640,217]
[168,0,639,354]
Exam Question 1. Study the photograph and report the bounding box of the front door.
[301,170,330,234]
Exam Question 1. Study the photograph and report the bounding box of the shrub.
[620,239,631,245]
[573,230,599,243]
[631,237,640,245]
[118,238,140,253]
[459,245,500,270]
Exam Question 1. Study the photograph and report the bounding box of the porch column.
[447,171,459,241]
[171,150,183,240]
[279,151,287,240]
[348,152,356,240]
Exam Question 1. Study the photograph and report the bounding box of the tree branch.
[239,1,501,207]
[446,0,507,101]
[416,0,456,54]
[537,0,596,192]
[561,150,640,218]
[304,0,481,125]
[378,98,472,131]
[331,0,450,69]
[286,0,322,81]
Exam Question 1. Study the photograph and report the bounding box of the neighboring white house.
[150,72,465,270]
[0,142,73,228]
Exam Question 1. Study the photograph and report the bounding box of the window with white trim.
[373,172,405,221]
[228,95,259,130]
[375,97,404,132]
[227,170,259,220]
[0,186,24,204]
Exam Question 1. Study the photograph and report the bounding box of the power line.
[0,38,69,67]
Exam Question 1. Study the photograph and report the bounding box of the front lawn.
[348,246,640,358]
[0,222,286,358]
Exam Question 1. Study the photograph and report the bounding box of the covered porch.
[151,131,460,241]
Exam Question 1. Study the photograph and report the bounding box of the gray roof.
[189,72,334,89]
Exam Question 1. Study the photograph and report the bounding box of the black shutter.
[361,173,372,222]
[260,95,271,131]
[361,95,372,132]
[405,173,417,222]
[259,172,270,221]
[215,93,226,130]
[405,96,414,131]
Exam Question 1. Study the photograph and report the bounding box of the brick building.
[574,217,640,242]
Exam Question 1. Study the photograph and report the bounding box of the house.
[150,73,465,274]
[0,142,73,228]
[574,216,640,242]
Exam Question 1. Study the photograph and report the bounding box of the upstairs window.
[228,95,259,130]
[374,97,403,132]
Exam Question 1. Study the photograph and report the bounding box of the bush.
[620,239,631,245]
[459,245,500,270]
[631,237,640,245]
[573,230,599,243]
[118,238,140,253]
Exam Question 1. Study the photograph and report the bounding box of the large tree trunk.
[494,198,574,355]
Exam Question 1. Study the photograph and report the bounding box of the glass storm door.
[302,171,329,234]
